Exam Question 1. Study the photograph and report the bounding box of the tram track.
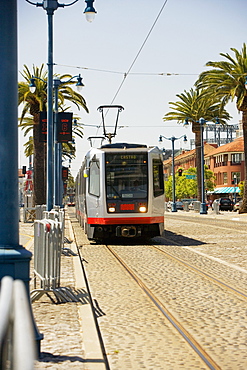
[151,242,247,301]
[105,245,221,370]
[69,209,247,369]
[164,213,247,233]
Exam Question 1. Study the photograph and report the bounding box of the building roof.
[205,136,244,157]
[163,143,217,165]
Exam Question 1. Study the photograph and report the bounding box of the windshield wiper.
[109,184,122,199]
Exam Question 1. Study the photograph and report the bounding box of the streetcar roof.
[84,144,162,160]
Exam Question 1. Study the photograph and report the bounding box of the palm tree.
[18,64,88,205]
[196,43,247,212]
[19,65,47,205]
[163,88,231,201]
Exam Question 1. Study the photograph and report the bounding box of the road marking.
[183,246,247,274]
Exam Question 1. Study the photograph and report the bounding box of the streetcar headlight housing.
[139,203,147,213]
[108,203,116,213]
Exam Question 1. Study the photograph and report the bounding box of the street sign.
[57,112,73,143]
[62,167,69,180]
[39,111,47,142]
[39,112,73,142]
[186,175,196,179]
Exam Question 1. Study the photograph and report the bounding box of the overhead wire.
[95,0,169,137]
[55,63,200,77]
[56,1,171,141]
[109,0,169,106]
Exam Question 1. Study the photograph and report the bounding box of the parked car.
[213,198,234,211]
[176,201,184,210]
[166,201,184,210]
[233,200,242,212]
[188,201,196,210]
[188,200,208,211]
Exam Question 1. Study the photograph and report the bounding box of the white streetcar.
[75,105,165,240]
[75,142,165,240]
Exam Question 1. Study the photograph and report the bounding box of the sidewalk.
[19,209,105,370]
[165,207,247,222]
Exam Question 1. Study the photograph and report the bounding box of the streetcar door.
[152,157,165,214]
[87,157,100,219]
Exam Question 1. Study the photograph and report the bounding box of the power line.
[55,63,199,77]
[94,0,169,137]
[81,124,185,128]
[109,0,169,105]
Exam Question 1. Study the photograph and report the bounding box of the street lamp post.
[185,117,221,215]
[159,134,187,212]
[233,174,237,204]
[26,0,97,211]
[53,75,83,206]
[199,118,207,214]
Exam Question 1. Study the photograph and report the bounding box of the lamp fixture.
[76,74,84,91]
[84,0,97,22]
[184,118,189,126]
[29,77,36,93]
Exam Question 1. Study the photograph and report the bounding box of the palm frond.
[196,43,247,111]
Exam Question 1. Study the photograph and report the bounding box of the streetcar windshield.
[105,152,148,199]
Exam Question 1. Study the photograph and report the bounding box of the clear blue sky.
[18,0,247,177]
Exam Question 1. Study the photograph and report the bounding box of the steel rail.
[152,243,247,301]
[106,245,221,370]
[165,214,247,233]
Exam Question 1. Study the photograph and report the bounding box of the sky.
[18,0,247,178]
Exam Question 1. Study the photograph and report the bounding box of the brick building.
[163,136,244,197]
[163,143,217,177]
[205,136,244,194]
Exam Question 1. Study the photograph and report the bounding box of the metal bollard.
[214,202,220,214]
[194,201,201,212]
[183,202,189,212]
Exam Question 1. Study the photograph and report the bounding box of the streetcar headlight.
[139,203,147,213]
[108,203,116,213]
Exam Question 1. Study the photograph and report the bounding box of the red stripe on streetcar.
[87,216,164,225]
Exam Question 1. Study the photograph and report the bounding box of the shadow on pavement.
[153,230,207,247]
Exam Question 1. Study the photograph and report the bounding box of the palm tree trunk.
[239,110,247,213]
[33,116,46,206]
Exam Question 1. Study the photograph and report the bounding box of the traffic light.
[178,168,183,176]
[22,166,26,175]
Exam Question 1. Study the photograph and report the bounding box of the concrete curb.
[67,217,106,370]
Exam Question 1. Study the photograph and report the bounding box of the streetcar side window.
[153,159,164,197]
[89,159,100,197]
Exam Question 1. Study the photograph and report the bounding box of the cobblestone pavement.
[19,208,247,369]
[69,209,247,369]
[19,212,104,370]
[69,212,208,370]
